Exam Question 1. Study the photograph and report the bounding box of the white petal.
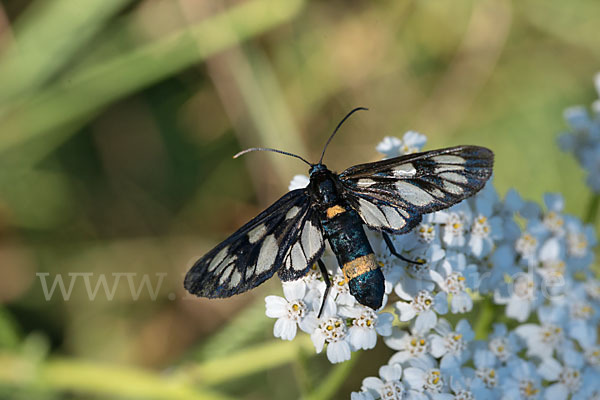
[311,331,326,353]
[298,313,319,333]
[506,298,531,322]
[283,280,306,301]
[429,335,447,358]
[451,292,473,313]
[265,296,288,318]
[326,341,352,363]
[362,377,384,392]
[544,383,569,400]
[380,363,403,381]
[375,313,394,336]
[415,310,437,333]
[538,358,562,381]
[274,318,297,341]
[384,328,410,350]
[395,302,417,321]
[403,367,426,390]
[350,327,377,350]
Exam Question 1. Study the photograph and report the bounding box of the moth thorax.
[310,172,340,207]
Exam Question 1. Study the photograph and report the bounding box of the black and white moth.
[185,108,493,312]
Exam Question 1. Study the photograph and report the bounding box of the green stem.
[474,297,496,340]
[584,193,600,224]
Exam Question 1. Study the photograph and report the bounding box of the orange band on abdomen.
[342,254,378,282]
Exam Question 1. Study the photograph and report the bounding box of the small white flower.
[441,212,467,248]
[361,364,408,400]
[311,317,352,363]
[515,323,565,360]
[487,324,520,363]
[515,232,538,263]
[473,349,500,389]
[416,223,437,244]
[538,357,583,399]
[386,326,430,364]
[395,290,447,333]
[494,273,539,322]
[500,359,544,399]
[265,281,318,340]
[340,306,394,350]
[430,256,474,314]
[404,357,447,395]
[332,274,356,305]
[584,347,600,368]
[428,319,473,370]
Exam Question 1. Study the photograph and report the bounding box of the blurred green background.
[0,0,599,399]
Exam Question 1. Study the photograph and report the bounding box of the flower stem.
[474,297,496,340]
[584,193,600,224]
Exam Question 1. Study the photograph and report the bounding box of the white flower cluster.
[558,72,600,192]
[265,132,599,399]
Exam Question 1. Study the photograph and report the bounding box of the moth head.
[309,163,328,176]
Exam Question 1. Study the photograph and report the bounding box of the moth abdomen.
[347,266,385,310]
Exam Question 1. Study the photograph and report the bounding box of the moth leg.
[382,232,425,265]
[317,259,331,318]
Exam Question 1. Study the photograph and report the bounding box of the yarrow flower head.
[263,125,598,399]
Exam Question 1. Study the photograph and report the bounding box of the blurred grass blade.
[0,352,235,400]
[0,0,132,103]
[0,0,305,155]
[176,336,314,385]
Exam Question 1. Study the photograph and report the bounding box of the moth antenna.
[319,107,368,164]
[234,147,312,166]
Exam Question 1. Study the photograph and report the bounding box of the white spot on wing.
[432,155,465,164]
[428,187,445,198]
[219,264,234,284]
[392,163,416,177]
[398,208,410,218]
[395,181,435,207]
[381,206,406,229]
[214,258,235,276]
[440,172,468,184]
[358,198,388,226]
[208,246,229,272]
[245,264,256,280]
[229,269,242,288]
[255,234,278,274]
[301,221,322,259]
[247,224,267,244]
[291,243,307,271]
[443,180,463,195]
[357,178,377,187]
[286,206,301,219]
[434,165,464,173]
